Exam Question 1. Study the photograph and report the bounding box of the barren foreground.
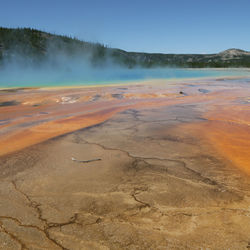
[0,78,250,249]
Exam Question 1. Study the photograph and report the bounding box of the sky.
[0,0,250,54]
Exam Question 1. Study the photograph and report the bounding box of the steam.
[0,39,121,87]
[0,37,244,88]
[0,47,169,88]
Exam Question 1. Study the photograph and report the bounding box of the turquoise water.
[0,67,249,88]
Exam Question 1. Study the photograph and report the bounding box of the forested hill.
[1,27,250,68]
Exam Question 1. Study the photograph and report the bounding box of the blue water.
[0,67,249,88]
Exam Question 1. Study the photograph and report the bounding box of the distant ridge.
[1,27,250,68]
[218,48,250,58]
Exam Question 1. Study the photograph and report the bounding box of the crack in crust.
[74,135,221,188]
[10,180,70,250]
[0,220,27,250]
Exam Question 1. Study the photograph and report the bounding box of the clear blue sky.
[0,0,249,53]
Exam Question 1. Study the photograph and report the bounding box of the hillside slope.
[0,27,250,68]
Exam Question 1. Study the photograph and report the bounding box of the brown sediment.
[0,79,250,249]
[183,103,250,175]
[0,80,249,173]
[179,88,250,175]
[204,121,250,174]
[0,107,119,156]
[0,100,174,156]
[0,86,215,157]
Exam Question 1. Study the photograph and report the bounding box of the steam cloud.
[0,37,237,88]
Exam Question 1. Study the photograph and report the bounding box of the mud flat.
[0,77,250,249]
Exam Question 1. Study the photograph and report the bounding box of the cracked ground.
[0,101,250,249]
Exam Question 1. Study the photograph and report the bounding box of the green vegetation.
[0,27,250,68]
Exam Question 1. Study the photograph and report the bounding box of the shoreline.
[1,73,250,91]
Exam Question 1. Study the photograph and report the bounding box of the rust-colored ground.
[0,78,250,249]
[180,88,250,175]
[1,79,249,175]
